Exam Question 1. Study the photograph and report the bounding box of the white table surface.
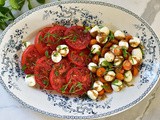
[0,0,160,120]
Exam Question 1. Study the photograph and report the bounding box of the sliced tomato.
[67,48,91,67]
[65,26,91,50]
[21,45,42,74]
[34,25,67,55]
[46,25,67,51]
[34,27,52,55]
[65,67,91,95]
[49,59,71,93]
[34,56,53,90]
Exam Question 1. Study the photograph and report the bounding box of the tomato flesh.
[68,48,91,67]
[34,56,53,90]
[49,59,71,93]
[65,26,91,50]
[65,67,91,95]
[21,45,42,74]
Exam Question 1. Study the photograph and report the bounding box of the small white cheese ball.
[132,48,143,60]
[96,35,108,44]
[114,56,124,66]
[51,51,62,63]
[98,58,106,66]
[104,51,115,62]
[56,45,69,57]
[25,75,36,87]
[22,41,31,51]
[91,44,101,54]
[114,30,125,40]
[129,56,138,65]
[119,40,129,50]
[90,25,100,37]
[87,90,98,100]
[99,26,110,36]
[124,70,133,83]
[93,81,104,92]
[129,37,141,48]
[104,71,116,82]
[88,62,98,73]
[110,44,118,53]
[111,79,123,92]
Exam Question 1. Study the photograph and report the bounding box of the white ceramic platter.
[0,1,160,119]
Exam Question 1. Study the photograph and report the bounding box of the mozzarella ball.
[88,62,98,73]
[111,79,123,92]
[90,25,100,37]
[22,41,31,51]
[25,75,36,87]
[132,48,143,60]
[98,58,107,66]
[114,30,125,40]
[93,81,104,92]
[124,70,133,82]
[119,40,129,50]
[51,51,62,63]
[87,90,98,100]
[91,44,101,54]
[104,71,116,82]
[129,37,141,48]
[104,51,115,62]
[114,56,124,66]
[110,44,118,53]
[99,26,110,36]
[129,56,139,65]
[96,34,108,44]
[56,45,69,57]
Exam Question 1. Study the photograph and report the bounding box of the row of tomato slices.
[21,25,92,95]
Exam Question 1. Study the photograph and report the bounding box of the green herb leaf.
[42,80,49,86]
[72,35,77,42]
[54,70,59,77]
[122,47,128,58]
[0,0,5,6]
[79,52,84,56]
[22,64,27,71]
[9,0,25,10]
[108,31,114,41]
[36,0,45,4]
[26,74,33,78]
[27,0,32,10]
[45,50,50,58]
[102,84,108,89]
[83,26,91,33]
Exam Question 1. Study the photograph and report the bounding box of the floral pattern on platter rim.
[0,1,160,119]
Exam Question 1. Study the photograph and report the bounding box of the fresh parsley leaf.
[27,0,32,10]
[36,0,45,4]
[9,0,25,10]
[0,0,5,6]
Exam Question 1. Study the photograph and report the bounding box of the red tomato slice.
[21,45,42,74]
[67,48,91,67]
[65,26,91,50]
[46,25,67,51]
[34,27,51,55]
[34,56,53,90]
[65,67,91,95]
[49,59,71,93]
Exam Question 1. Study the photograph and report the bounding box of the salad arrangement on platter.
[21,24,144,100]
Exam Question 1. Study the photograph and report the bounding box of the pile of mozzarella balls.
[87,25,143,100]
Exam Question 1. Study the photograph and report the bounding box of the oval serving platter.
[0,1,160,119]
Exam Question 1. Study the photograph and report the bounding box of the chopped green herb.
[122,47,128,58]
[102,84,108,89]
[59,63,63,69]
[91,66,99,69]
[83,26,91,33]
[61,79,72,93]
[54,70,59,77]
[112,79,119,85]
[42,80,49,86]
[26,74,33,78]
[72,36,77,42]
[45,50,50,58]
[96,51,101,56]
[22,41,27,47]
[22,64,27,71]
[79,52,84,56]
[62,47,67,50]
[108,31,114,41]
[53,51,59,57]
